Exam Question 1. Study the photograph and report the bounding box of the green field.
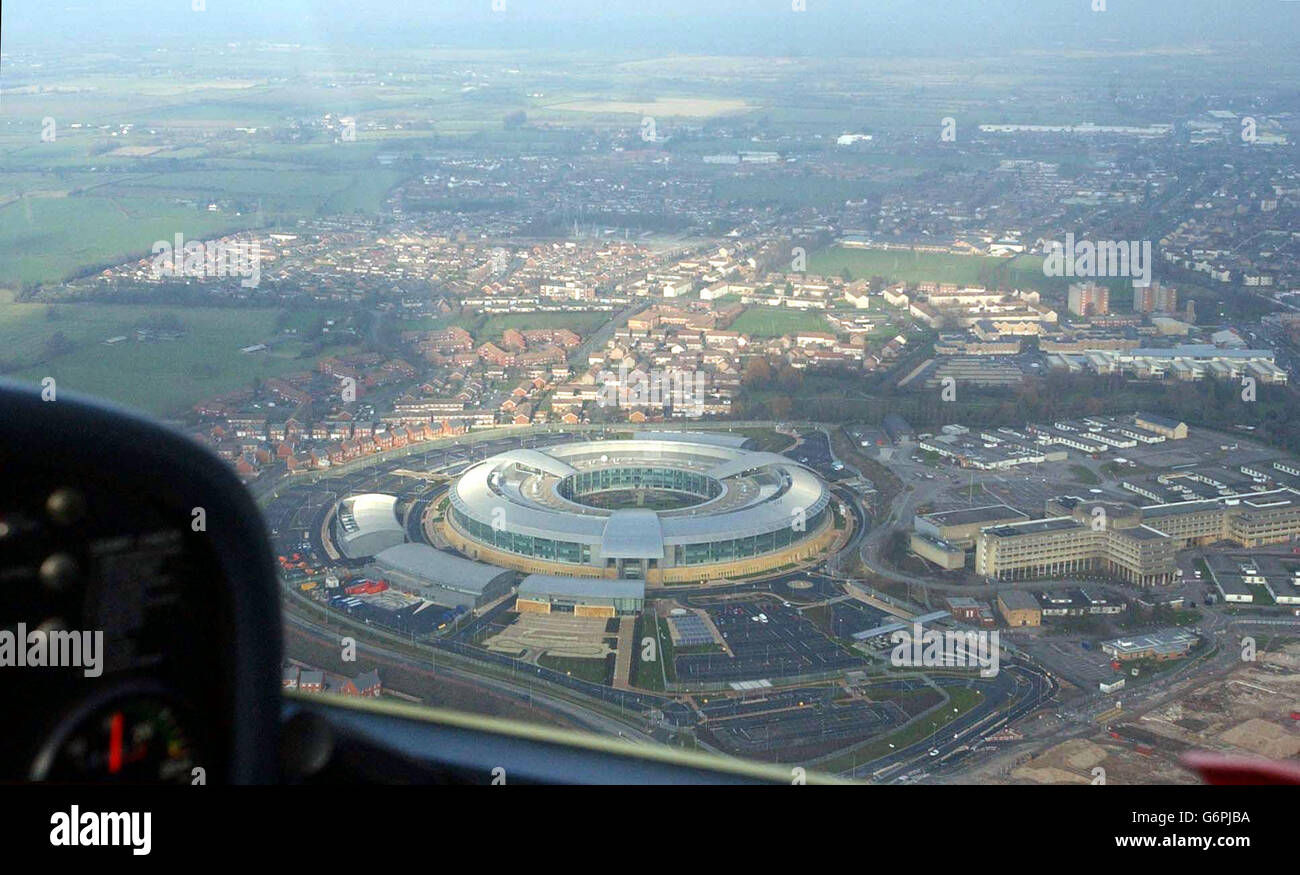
[0,196,252,287]
[631,614,674,691]
[809,245,1065,294]
[537,653,613,685]
[0,119,409,286]
[0,302,346,417]
[728,307,831,338]
[0,165,406,287]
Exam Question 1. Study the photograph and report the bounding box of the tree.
[743,356,773,387]
[43,331,75,359]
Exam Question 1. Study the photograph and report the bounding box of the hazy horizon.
[3,0,1296,57]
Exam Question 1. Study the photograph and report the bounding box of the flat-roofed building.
[1102,628,1198,661]
[981,488,1300,587]
[1142,489,1300,548]
[1205,552,1300,605]
[996,590,1042,627]
[978,517,1101,580]
[976,500,1179,587]
[945,596,997,627]
[516,574,645,617]
[915,503,1029,548]
[1037,588,1127,617]
[1204,554,1256,603]
[945,596,983,621]
[908,532,966,570]
[1068,282,1109,317]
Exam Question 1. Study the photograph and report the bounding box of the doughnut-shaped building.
[441,438,836,583]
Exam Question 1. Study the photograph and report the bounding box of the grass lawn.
[1246,584,1277,606]
[728,307,831,338]
[1069,465,1101,485]
[631,614,675,691]
[537,653,613,685]
[729,427,796,453]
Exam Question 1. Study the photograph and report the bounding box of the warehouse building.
[1133,413,1189,440]
[996,590,1042,627]
[372,543,515,610]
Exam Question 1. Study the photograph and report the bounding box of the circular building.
[442,438,835,583]
[333,493,406,559]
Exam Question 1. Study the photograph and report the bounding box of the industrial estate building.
[443,437,836,583]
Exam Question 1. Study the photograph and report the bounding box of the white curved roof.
[335,493,406,559]
[494,448,577,478]
[375,543,512,592]
[337,493,403,536]
[448,439,831,554]
[707,451,806,480]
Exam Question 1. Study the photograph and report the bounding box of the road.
[842,657,1058,782]
[282,605,663,745]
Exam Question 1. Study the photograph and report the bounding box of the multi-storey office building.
[975,489,1300,586]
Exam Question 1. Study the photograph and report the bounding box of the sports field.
[728,307,831,338]
[809,245,1063,293]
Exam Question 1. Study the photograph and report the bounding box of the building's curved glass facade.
[453,502,827,567]
[453,506,591,564]
[673,505,829,565]
[447,442,834,575]
[557,467,722,503]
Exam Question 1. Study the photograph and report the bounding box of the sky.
[2,0,1296,56]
